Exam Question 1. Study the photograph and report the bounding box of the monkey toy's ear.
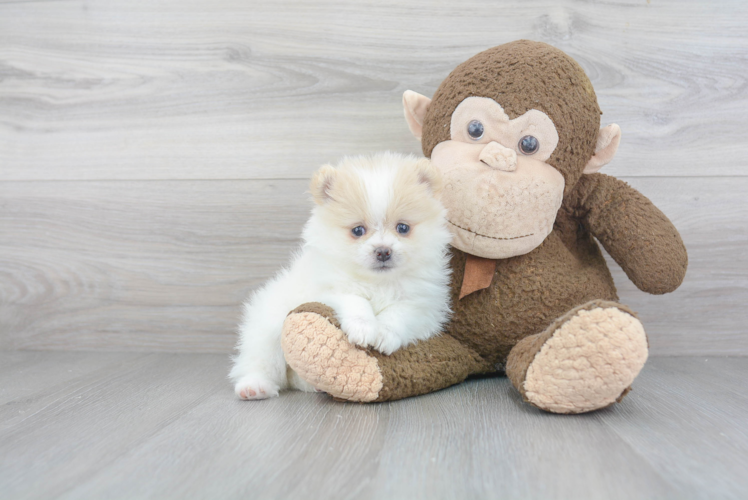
[584,124,622,174]
[403,90,432,141]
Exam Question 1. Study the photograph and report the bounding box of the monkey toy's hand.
[572,172,688,294]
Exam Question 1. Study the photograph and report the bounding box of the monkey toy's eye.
[396,223,410,235]
[351,226,366,237]
[467,120,484,140]
[518,135,540,155]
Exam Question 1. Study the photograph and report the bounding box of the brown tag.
[459,254,497,299]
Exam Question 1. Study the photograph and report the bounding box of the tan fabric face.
[432,96,564,259]
[431,103,563,259]
[450,97,559,162]
[420,41,601,197]
[478,141,517,172]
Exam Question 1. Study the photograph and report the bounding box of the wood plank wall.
[1,0,746,355]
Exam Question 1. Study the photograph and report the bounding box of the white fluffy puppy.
[230,152,453,400]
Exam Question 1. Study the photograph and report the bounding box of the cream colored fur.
[230,152,453,400]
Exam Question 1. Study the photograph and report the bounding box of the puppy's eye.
[396,223,410,235]
[467,120,484,140]
[518,135,539,155]
[351,226,366,237]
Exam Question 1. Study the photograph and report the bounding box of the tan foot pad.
[523,306,648,414]
[281,307,383,403]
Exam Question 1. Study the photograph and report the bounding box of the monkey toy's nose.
[479,141,517,172]
[374,247,392,262]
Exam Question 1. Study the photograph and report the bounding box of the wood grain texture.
[1,0,746,355]
[0,352,746,499]
[0,179,309,352]
[1,176,746,354]
[604,357,748,499]
[0,0,746,180]
[0,352,229,499]
[0,350,142,407]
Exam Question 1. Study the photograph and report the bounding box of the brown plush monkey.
[281,40,687,413]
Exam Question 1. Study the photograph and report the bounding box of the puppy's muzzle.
[374,247,392,262]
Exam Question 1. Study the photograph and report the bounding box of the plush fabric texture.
[440,149,565,260]
[289,302,342,328]
[368,333,493,402]
[280,40,687,412]
[569,173,688,294]
[282,303,493,403]
[445,236,619,370]
[506,300,648,413]
[522,306,647,413]
[282,303,383,402]
[421,40,601,197]
[459,254,498,298]
[584,124,621,173]
[441,168,687,368]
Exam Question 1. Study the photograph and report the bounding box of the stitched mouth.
[446,219,534,241]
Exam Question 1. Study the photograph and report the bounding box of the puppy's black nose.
[374,246,392,262]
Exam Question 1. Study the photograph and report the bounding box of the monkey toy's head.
[403,40,621,259]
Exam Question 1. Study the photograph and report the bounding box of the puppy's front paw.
[234,374,280,400]
[340,316,378,349]
[342,319,406,355]
[373,324,406,355]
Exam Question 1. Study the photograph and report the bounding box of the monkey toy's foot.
[281,302,492,403]
[506,300,648,414]
[282,302,384,402]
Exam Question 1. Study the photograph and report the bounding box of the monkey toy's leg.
[506,300,648,414]
[281,303,493,402]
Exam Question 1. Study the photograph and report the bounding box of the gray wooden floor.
[1,352,746,500]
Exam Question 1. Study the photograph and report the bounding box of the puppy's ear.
[413,158,443,196]
[310,164,337,205]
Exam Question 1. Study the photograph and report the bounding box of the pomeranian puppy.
[230,152,453,400]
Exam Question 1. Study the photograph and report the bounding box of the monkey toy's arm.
[572,172,688,294]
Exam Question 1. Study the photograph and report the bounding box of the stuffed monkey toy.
[281,40,687,413]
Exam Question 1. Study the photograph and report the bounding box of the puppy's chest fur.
[336,279,407,314]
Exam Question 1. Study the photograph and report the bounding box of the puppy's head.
[306,152,449,277]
